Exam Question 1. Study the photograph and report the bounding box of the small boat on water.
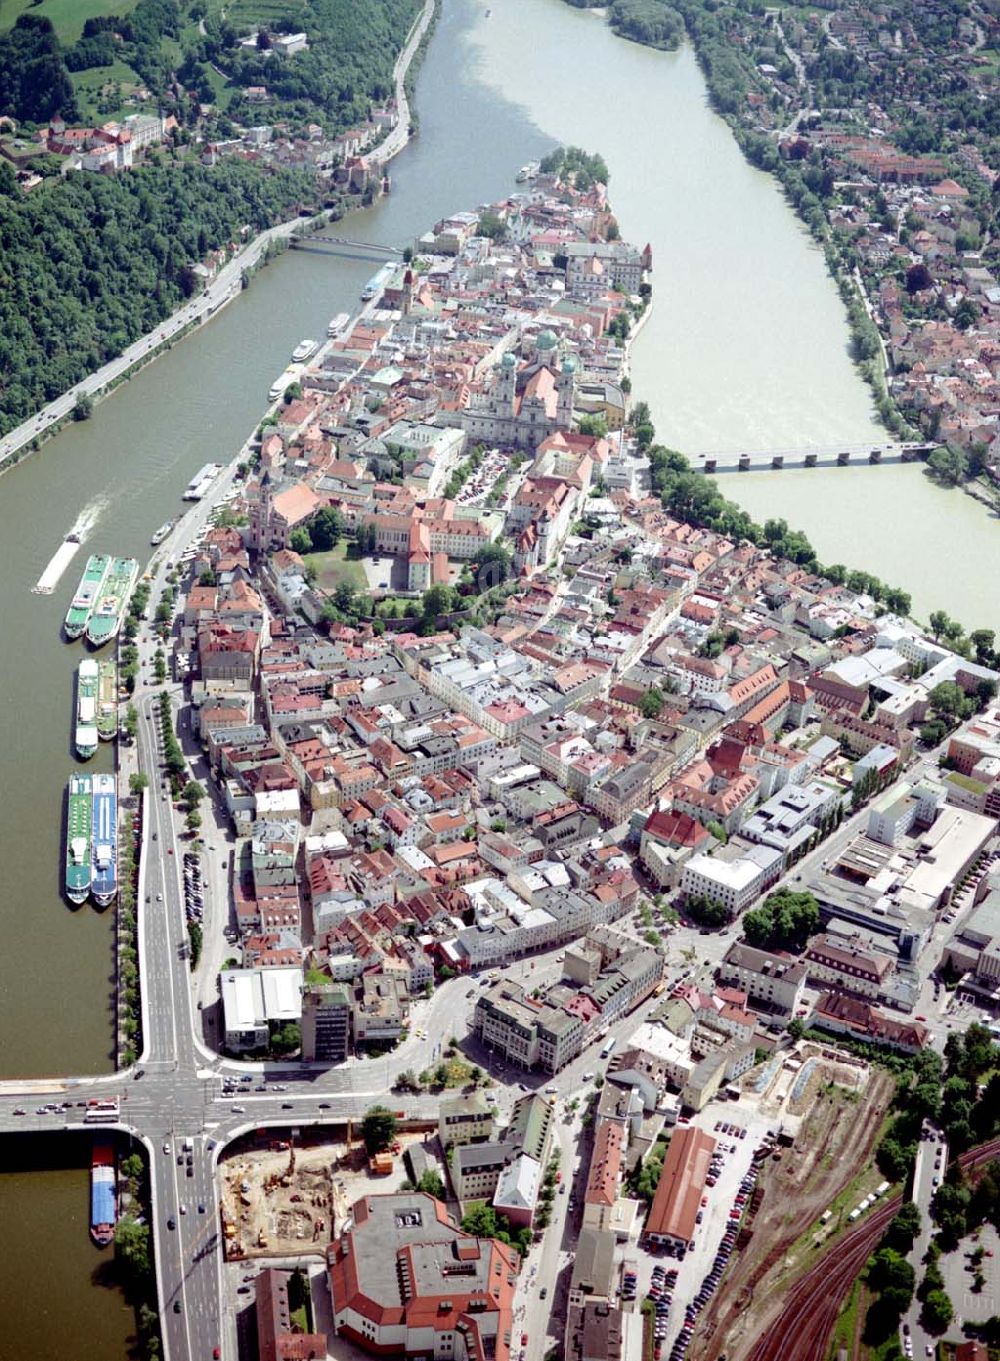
[327,311,350,338]
[291,338,318,363]
[150,519,176,546]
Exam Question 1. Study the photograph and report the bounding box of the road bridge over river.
[0,657,441,1361]
[289,234,405,263]
[0,469,445,1361]
[689,440,934,474]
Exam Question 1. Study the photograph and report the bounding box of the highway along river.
[0,0,996,1344]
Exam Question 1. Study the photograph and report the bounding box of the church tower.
[401,267,414,316]
[252,470,273,553]
[496,350,517,413]
[556,355,576,429]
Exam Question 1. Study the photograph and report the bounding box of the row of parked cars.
[667,1161,761,1361]
[184,852,203,927]
[648,1264,678,1352]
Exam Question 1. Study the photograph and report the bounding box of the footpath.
[0,0,436,479]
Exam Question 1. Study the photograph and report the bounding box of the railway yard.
[687,1061,897,1361]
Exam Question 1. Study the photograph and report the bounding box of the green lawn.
[304,542,369,594]
[70,58,144,123]
[200,0,308,27]
[0,0,138,42]
[200,62,234,110]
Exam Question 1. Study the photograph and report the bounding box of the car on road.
[540,1286,548,1299]
[163,1142,170,1154]
[167,1217,176,1230]
[173,1301,181,1314]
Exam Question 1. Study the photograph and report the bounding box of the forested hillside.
[0,0,420,132]
[0,0,422,437]
[0,159,317,435]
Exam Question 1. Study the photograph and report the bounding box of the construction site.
[688,1055,896,1361]
[219,1124,436,1261]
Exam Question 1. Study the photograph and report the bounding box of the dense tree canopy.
[0,160,318,436]
[0,16,77,124]
[743,889,821,951]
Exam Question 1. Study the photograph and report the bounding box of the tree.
[185,809,202,834]
[882,1202,921,1253]
[308,505,343,551]
[787,1018,806,1042]
[421,583,453,622]
[182,780,205,809]
[686,895,729,928]
[289,527,312,554]
[361,1106,398,1157]
[477,211,507,241]
[270,1022,301,1056]
[115,1215,151,1276]
[970,629,995,666]
[906,262,934,294]
[920,1288,953,1335]
[129,772,149,796]
[743,890,820,951]
[121,1152,144,1185]
[416,1170,445,1198]
[639,687,664,719]
[332,581,356,613]
[926,445,969,486]
[928,609,953,643]
[474,542,512,590]
[578,414,608,438]
[72,391,94,421]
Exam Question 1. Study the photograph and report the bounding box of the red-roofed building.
[255,1266,326,1361]
[327,1192,518,1359]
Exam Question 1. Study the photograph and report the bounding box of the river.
[0,0,996,1345]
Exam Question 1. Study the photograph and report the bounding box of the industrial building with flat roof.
[220,965,303,1052]
[643,1126,717,1250]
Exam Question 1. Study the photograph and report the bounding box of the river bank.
[0,0,436,482]
[0,0,997,1351]
[553,0,917,449]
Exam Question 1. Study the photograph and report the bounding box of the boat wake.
[32,495,108,595]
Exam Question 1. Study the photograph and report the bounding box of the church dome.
[561,356,577,375]
[535,329,558,351]
[500,351,517,369]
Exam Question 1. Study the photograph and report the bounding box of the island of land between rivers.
[0,0,997,1352]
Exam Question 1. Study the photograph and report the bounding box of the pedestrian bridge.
[289,234,403,262]
[689,442,933,474]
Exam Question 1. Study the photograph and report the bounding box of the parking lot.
[623,1101,776,1359]
[454,447,512,509]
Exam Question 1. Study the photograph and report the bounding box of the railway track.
[745,1136,1000,1361]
